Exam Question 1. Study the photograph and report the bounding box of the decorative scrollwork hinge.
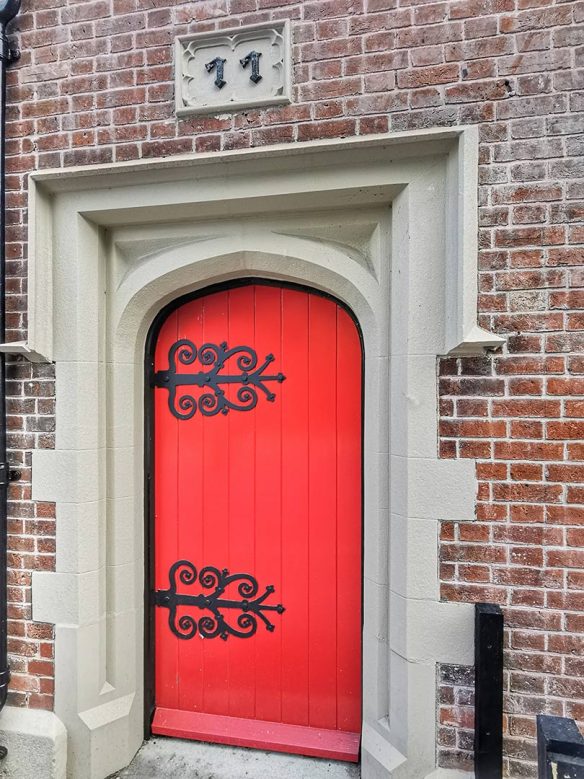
[155,560,285,641]
[153,340,286,419]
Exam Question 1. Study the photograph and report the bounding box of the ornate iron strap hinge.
[153,340,286,419]
[155,560,285,641]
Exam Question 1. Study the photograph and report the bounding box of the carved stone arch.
[113,238,382,366]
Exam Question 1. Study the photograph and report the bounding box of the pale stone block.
[78,693,138,779]
[408,458,476,522]
[32,449,103,504]
[389,594,474,665]
[105,610,140,692]
[405,661,439,770]
[56,623,105,714]
[364,508,389,587]
[0,708,67,779]
[378,451,390,511]
[390,456,476,523]
[389,454,408,518]
[390,354,440,459]
[32,570,102,627]
[53,214,102,364]
[387,654,437,776]
[106,497,136,568]
[56,502,102,574]
[403,172,448,357]
[106,447,135,500]
[106,363,137,449]
[362,622,389,725]
[55,361,104,451]
[390,515,439,600]
[31,449,56,502]
[79,691,134,731]
[106,562,135,616]
[361,722,407,777]
[363,577,389,645]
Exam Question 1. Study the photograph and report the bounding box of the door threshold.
[152,707,360,762]
[118,736,361,778]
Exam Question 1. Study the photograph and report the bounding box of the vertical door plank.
[280,288,310,726]
[253,285,284,724]
[154,309,179,711]
[227,286,257,719]
[336,307,363,733]
[200,291,231,715]
[176,299,205,713]
[307,295,338,730]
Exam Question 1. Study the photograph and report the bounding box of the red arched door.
[149,282,362,761]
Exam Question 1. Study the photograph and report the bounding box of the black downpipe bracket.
[0,0,21,740]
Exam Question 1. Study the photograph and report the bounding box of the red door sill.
[152,707,360,763]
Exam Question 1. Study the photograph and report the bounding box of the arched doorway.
[145,279,363,762]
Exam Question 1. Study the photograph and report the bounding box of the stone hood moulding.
[3,127,503,364]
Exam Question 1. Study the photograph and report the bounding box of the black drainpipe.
[0,0,21,734]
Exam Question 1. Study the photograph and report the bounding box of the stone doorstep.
[113,737,361,779]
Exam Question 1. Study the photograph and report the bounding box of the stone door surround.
[0,129,502,779]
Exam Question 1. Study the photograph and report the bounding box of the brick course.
[2,0,583,775]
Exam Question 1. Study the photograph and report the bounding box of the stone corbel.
[445,127,505,355]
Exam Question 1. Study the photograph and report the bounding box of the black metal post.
[0,0,21,733]
[474,602,504,779]
[537,716,584,779]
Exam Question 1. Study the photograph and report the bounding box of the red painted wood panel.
[253,285,283,724]
[280,288,310,726]
[152,283,362,761]
[152,708,360,762]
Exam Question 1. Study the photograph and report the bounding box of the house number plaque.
[175,21,292,117]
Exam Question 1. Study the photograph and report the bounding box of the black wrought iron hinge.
[153,340,285,419]
[155,560,285,641]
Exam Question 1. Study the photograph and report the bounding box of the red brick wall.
[5,362,55,710]
[3,0,583,775]
[438,664,475,770]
